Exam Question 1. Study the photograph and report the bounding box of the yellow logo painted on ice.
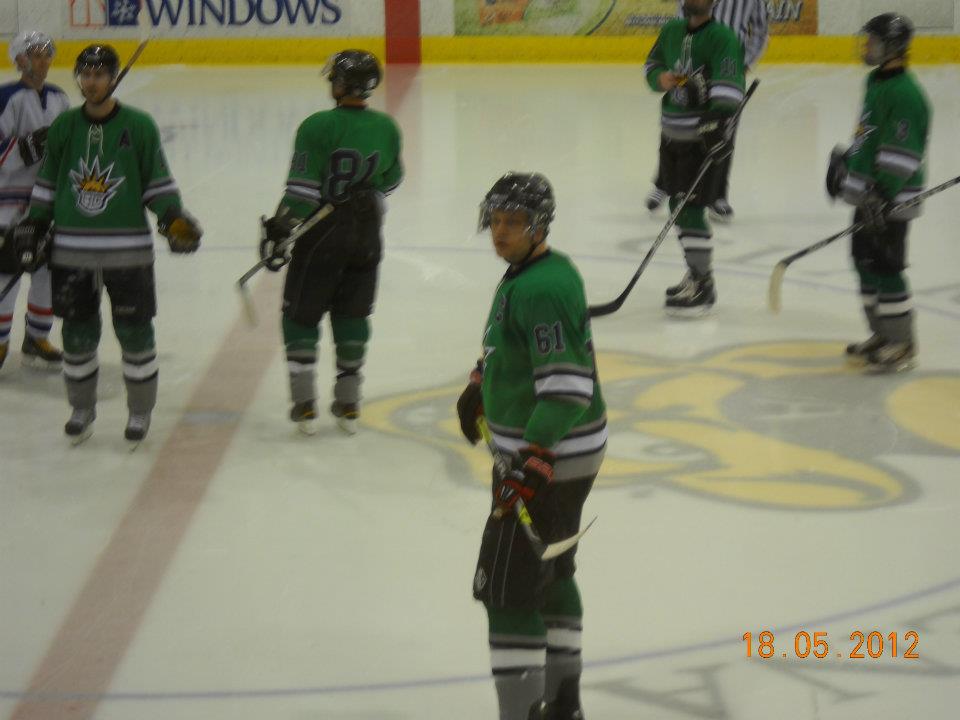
[363,342,960,511]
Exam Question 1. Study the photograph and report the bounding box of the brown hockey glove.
[159,208,202,253]
[455,361,484,444]
[493,444,555,516]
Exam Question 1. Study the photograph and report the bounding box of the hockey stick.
[589,78,760,318]
[0,272,21,304]
[767,173,960,314]
[236,204,334,326]
[112,39,149,92]
[476,416,596,562]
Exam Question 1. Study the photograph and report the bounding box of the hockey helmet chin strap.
[514,219,548,267]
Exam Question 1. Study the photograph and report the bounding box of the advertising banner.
[65,0,382,37]
[455,0,818,36]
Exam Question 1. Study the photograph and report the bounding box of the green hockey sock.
[283,315,320,404]
[486,606,546,720]
[542,577,583,705]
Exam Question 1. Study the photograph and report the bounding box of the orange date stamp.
[743,630,920,660]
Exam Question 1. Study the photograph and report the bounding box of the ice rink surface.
[1,62,959,719]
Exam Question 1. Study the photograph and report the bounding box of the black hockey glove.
[825,145,849,200]
[697,114,732,161]
[12,218,52,272]
[494,445,555,517]
[158,207,202,253]
[18,127,48,166]
[859,192,890,235]
[677,69,709,108]
[0,225,19,273]
[259,214,299,272]
[456,362,484,444]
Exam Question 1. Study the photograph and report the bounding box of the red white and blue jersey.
[0,80,70,228]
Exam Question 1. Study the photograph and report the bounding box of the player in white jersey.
[646,0,768,221]
[0,31,69,370]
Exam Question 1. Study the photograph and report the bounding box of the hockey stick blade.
[768,173,960,314]
[540,516,596,561]
[238,278,258,326]
[767,262,787,314]
[236,205,334,327]
[476,416,594,561]
[589,78,760,318]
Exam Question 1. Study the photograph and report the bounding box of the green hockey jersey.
[645,18,746,141]
[280,105,403,219]
[480,250,606,482]
[29,103,182,269]
[842,67,930,220]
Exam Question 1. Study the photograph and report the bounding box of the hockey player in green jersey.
[12,45,201,443]
[456,173,606,720]
[644,0,745,315]
[259,49,403,435]
[826,14,930,373]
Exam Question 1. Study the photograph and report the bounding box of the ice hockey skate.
[865,341,916,373]
[665,272,716,317]
[64,408,96,445]
[845,333,885,366]
[330,400,358,435]
[664,270,693,298]
[0,342,7,370]
[125,412,151,444]
[21,334,62,369]
[708,198,735,223]
[290,400,318,435]
[540,677,585,720]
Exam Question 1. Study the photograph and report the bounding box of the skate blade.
[297,418,319,436]
[68,426,94,446]
[865,358,916,374]
[708,210,733,224]
[665,304,715,319]
[21,355,62,371]
[335,416,357,436]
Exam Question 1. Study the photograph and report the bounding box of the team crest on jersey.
[850,112,877,156]
[69,156,125,216]
[360,342,960,512]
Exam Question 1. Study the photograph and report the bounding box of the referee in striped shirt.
[646,0,769,222]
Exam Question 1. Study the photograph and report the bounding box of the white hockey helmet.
[9,31,56,70]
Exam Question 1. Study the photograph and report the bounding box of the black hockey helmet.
[323,50,382,99]
[74,44,120,79]
[479,172,556,236]
[861,13,914,65]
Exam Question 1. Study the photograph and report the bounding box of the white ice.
[1,63,959,720]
